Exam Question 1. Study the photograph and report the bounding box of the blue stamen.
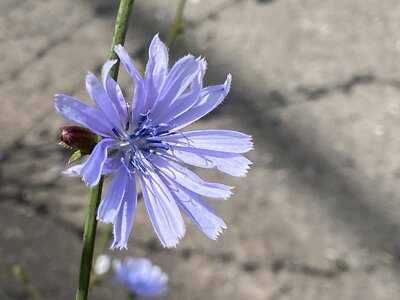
[112,128,124,140]
[114,111,174,173]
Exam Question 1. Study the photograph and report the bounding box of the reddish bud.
[60,126,98,154]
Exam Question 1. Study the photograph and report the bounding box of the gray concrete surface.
[2,0,400,299]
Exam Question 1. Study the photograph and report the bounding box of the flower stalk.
[75,1,135,300]
[166,0,187,48]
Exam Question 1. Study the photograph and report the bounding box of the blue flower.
[54,34,253,249]
[113,257,168,298]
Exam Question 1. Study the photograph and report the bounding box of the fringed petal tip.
[161,237,182,249]
[113,45,132,68]
[54,93,68,106]
[96,216,113,224]
[158,221,185,249]
[246,135,254,151]
[181,53,196,61]
[53,94,68,113]
[85,71,95,82]
[62,164,83,177]
[62,170,78,177]
[150,33,167,50]
[224,73,232,96]
[196,57,208,71]
[151,33,167,53]
[114,44,133,62]
[219,185,234,200]
[114,44,124,52]
[110,241,128,251]
[82,174,99,187]
[203,215,228,241]
[223,188,234,200]
[238,167,250,178]
[209,224,227,241]
[85,73,97,97]
[158,220,185,249]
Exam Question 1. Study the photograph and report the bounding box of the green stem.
[75,180,103,300]
[75,1,135,300]
[108,0,135,73]
[166,0,187,48]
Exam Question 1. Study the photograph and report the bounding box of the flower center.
[112,114,172,173]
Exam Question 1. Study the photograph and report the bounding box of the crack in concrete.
[297,73,400,101]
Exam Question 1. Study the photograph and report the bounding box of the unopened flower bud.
[60,126,98,154]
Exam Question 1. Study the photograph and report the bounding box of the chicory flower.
[55,34,252,249]
[113,257,167,298]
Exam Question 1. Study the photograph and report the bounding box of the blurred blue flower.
[55,34,253,249]
[113,257,167,298]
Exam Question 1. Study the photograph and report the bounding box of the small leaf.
[68,150,83,164]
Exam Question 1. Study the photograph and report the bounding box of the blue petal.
[86,72,125,133]
[81,138,116,186]
[54,94,113,137]
[113,257,168,297]
[163,147,252,177]
[138,169,185,248]
[62,163,84,177]
[152,58,206,124]
[159,173,227,240]
[97,167,129,223]
[155,130,253,154]
[114,44,143,86]
[171,74,232,130]
[101,153,123,175]
[151,55,200,115]
[111,178,137,249]
[144,34,169,100]
[101,60,128,125]
[114,44,146,127]
[150,156,233,200]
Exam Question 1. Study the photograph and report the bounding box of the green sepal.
[68,150,84,164]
